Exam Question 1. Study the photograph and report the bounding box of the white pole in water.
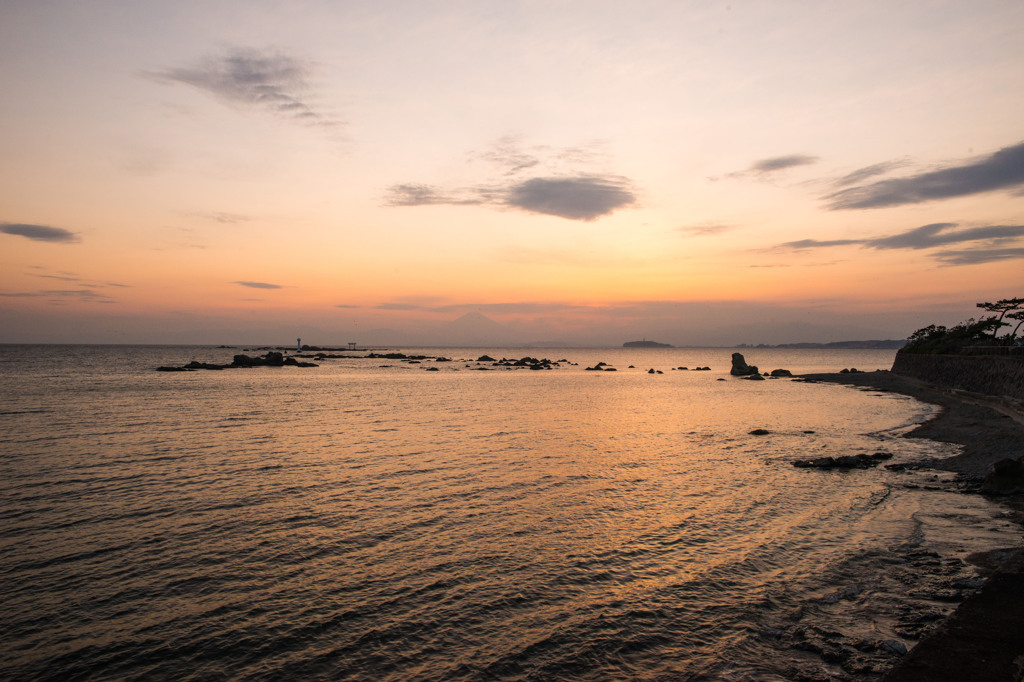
[297,338,301,352]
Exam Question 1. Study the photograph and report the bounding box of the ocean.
[0,345,1019,680]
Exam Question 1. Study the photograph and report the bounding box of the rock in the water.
[770,368,793,377]
[749,428,771,435]
[740,373,765,381]
[730,352,759,376]
[793,452,892,469]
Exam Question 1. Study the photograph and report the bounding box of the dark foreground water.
[0,345,1019,680]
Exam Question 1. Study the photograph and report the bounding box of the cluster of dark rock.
[585,362,616,371]
[156,351,319,372]
[367,352,431,360]
[674,366,712,371]
[485,356,565,370]
[792,452,893,469]
[731,353,793,380]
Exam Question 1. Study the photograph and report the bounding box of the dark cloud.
[750,154,820,173]
[234,281,283,289]
[867,223,1024,250]
[149,47,339,127]
[826,141,1024,210]
[1,223,78,243]
[775,223,1024,265]
[505,175,635,220]
[834,160,907,187]
[931,247,1024,265]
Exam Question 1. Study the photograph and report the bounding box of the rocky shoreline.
[800,370,1024,681]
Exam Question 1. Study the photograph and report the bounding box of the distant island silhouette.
[623,339,673,348]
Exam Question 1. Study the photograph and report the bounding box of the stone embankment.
[891,352,1024,403]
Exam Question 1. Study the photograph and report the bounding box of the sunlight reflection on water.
[0,345,1017,679]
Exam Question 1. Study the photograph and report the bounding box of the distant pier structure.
[348,342,357,351]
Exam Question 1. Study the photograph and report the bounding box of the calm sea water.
[0,345,1019,680]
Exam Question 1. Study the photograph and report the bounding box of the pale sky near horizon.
[1,0,1022,345]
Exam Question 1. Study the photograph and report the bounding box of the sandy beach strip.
[800,371,1024,681]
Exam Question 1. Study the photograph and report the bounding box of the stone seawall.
[891,352,1024,402]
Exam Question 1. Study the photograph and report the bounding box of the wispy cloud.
[749,154,820,173]
[677,221,737,236]
[471,135,541,176]
[0,288,116,303]
[776,222,1024,265]
[834,160,907,187]
[384,184,483,207]
[194,211,250,224]
[375,302,424,311]
[149,47,341,128]
[779,238,864,250]
[234,281,283,289]
[1,223,79,243]
[868,223,1024,249]
[826,141,1024,209]
[931,247,1024,265]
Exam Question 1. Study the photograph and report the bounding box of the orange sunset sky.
[1,1,1022,346]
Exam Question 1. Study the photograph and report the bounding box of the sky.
[1,0,1022,346]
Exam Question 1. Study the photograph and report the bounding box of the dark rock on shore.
[980,457,1024,495]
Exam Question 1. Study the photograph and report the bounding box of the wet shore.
[801,371,1024,681]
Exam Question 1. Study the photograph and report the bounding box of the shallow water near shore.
[1,345,1019,680]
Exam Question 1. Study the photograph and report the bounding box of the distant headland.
[623,339,673,348]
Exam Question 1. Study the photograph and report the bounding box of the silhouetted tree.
[1007,310,1024,343]
[976,297,1024,338]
